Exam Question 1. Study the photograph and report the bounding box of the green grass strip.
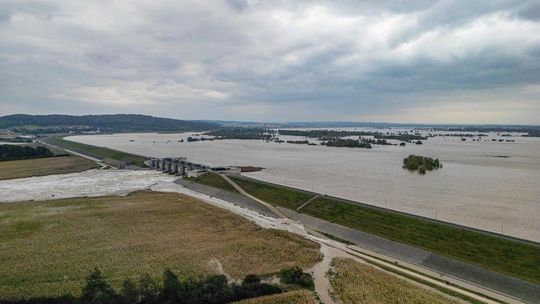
[188,173,239,193]
[229,176,315,209]
[229,177,540,285]
[47,136,147,167]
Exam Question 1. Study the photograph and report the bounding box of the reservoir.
[67,131,540,242]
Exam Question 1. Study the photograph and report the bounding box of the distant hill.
[0,114,219,133]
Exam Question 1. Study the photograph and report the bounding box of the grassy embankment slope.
[0,191,321,299]
[187,172,239,193]
[191,174,540,285]
[329,258,460,304]
[46,136,147,167]
[233,290,317,304]
[0,156,97,180]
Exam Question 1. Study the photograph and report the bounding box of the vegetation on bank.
[187,172,239,193]
[0,156,97,180]
[329,258,460,304]
[0,144,54,161]
[403,155,442,174]
[46,136,147,167]
[202,176,540,284]
[0,191,321,298]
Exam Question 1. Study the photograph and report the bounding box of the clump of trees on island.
[321,138,372,149]
[403,155,442,174]
[3,267,314,304]
[0,145,54,162]
[286,140,309,144]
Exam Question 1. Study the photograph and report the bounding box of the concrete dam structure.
[145,157,240,177]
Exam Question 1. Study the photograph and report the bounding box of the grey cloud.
[0,0,539,123]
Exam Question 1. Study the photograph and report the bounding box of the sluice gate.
[144,157,240,177]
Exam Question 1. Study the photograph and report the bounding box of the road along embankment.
[181,175,537,304]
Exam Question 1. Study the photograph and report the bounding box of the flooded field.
[66,131,540,242]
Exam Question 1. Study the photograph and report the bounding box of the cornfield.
[0,191,321,299]
[329,258,461,304]
[233,290,317,304]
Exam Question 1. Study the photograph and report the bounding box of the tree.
[279,266,303,284]
[81,267,116,304]
[121,279,138,304]
[138,273,159,303]
[242,274,261,284]
[162,268,180,303]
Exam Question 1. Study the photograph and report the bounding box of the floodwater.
[0,170,175,202]
[66,131,540,242]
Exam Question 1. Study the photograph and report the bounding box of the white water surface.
[65,131,540,242]
[0,169,176,202]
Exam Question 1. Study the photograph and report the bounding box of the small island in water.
[403,155,442,174]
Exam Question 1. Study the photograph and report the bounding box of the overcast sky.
[1,0,539,124]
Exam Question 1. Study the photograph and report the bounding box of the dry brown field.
[0,156,96,180]
[329,258,461,304]
[0,191,321,299]
[233,290,317,304]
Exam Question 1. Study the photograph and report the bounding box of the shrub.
[162,268,180,303]
[243,274,261,284]
[279,266,314,290]
[81,268,116,304]
[120,279,138,304]
[138,273,159,303]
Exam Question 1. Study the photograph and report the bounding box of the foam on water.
[0,169,176,202]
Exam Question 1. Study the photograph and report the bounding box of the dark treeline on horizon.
[0,114,217,133]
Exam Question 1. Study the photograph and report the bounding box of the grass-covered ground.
[0,191,321,299]
[303,196,540,284]
[0,156,97,180]
[46,136,147,167]
[199,175,540,284]
[233,290,317,304]
[329,258,460,304]
[229,176,315,209]
[188,172,239,193]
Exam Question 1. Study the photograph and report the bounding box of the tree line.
[0,145,54,162]
[2,267,314,304]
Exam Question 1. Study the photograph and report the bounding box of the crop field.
[233,290,317,304]
[188,172,239,193]
[329,258,460,304]
[0,156,96,180]
[46,136,147,167]
[228,175,315,209]
[198,175,540,284]
[0,191,321,299]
